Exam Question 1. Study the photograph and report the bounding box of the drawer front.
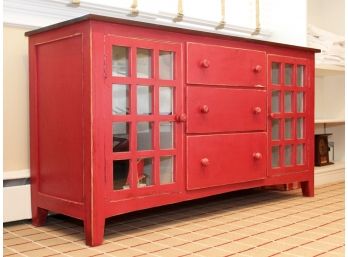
[187,133,267,190]
[187,87,266,133]
[187,42,266,87]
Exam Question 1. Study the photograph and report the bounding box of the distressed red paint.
[26,15,318,246]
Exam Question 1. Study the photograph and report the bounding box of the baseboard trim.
[315,167,345,186]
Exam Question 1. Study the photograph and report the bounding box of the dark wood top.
[25,14,320,53]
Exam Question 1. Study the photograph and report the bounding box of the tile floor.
[3,183,344,257]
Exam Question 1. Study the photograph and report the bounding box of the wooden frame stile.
[86,20,105,246]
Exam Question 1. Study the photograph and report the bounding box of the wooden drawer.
[187,133,267,190]
[186,87,266,133]
[187,42,266,87]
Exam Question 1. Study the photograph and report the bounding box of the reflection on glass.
[160,156,174,184]
[160,122,173,149]
[159,87,173,115]
[137,86,152,115]
[272,146,280,168]
[297,92,304,112]
[285,64,293,85]
[272,119,280,140]
[137,158,153,187]
[113,160,130,190]
[284,92,292,113]
[297,144,304,165]
[137,48,152,78]
[112,122,129,152]
[272,91,280,113]
[271,62,280,84]
[112,46,129,77]
[285,118,293,139]
[297,65,305,86]
[112,84,129,115]
[137,122,153,150]
[284,145,292,166]
[159,51,174,80]
[297,118,304,139]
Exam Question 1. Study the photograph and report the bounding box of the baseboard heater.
[3,170,32,222]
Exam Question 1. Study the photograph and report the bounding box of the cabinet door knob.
[253,152,262,160]
[200,59,210,68]
[253,107,262,114]
[200,105,209,113]
[175,113,187,122]
[201,158,210,166]
[253,65,262,73]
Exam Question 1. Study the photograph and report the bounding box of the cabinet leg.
[301,180,314,197]
[32,207,48,226]
[84,217,105,246]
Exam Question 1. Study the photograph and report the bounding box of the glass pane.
[113,122,129,152]
[297,65,305,86]
[297,92,304,113]
[137,86,152,115]
[272,119,280,140]
[160,156,174,184]
[159,87,173,115]
[285,118,293,139]
[285,64,293,85]
[284,145,293,166]
[160,122,173,149]
[272,91,280,113]
[271,63,280,84]
[297,118,304,139]
[297,144,304,165]
[112,84,129,115]
[284,92,292,113]
[137,122,153,150]
[159,51,174,80]
[137,158,153,187]
[272,146,280,168]
[137,48,152,78]
[113,160,130,190]
[112,46,129,77]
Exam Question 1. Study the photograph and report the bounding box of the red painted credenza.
[26,15,319,246]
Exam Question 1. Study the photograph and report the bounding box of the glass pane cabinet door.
[107,36,181,196]
[269,56,308,174]
[112,46,129,77]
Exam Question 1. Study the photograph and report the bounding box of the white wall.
[308,0,345,36]
[315,75,345,121]
[261,0,307,46]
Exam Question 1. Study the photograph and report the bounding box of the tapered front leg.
[301,180,314,197]
[84,216,105,246]
[32,206,48,226]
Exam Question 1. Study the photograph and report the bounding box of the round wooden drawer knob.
[200,59,210,68]
[253,152,262,160]
[200,105,209,113]
[201,158,210,166]
[253,65,262,72]
[253,107,262,114]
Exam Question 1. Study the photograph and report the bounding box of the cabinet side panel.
[36,35,84,203]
